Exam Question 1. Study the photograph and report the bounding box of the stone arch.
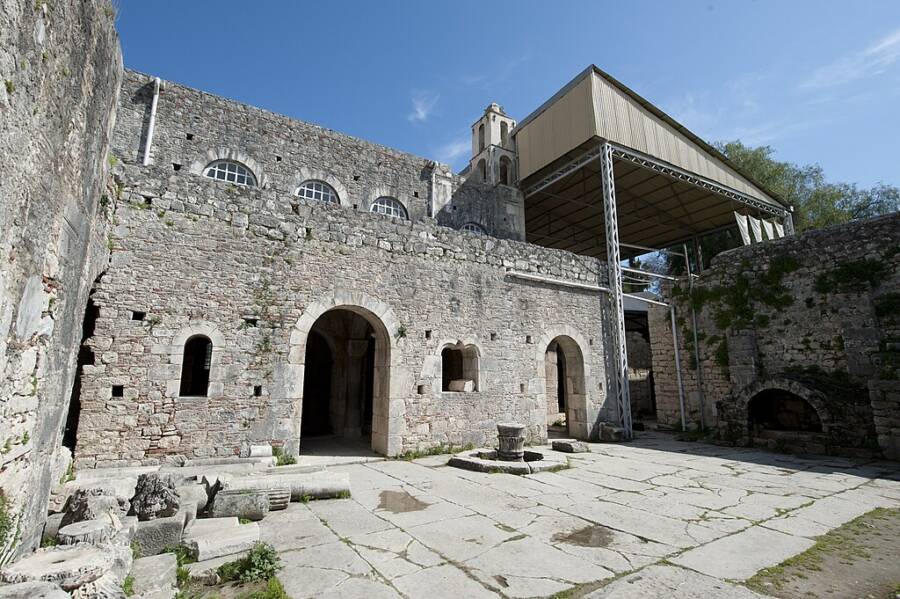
[732,378,831,435]
[167,322,226,398]
[366,184,411,218]
[289,290,405,455]
[290,167,351,207]
[499,156,512,186]
[189,147,267,188]
[534,326,593,440]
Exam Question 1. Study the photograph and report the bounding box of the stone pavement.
[253,433,900,598]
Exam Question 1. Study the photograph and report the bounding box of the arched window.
[461,222,485,235]
[477,159,487,183]
[441,344,479,392]
[370,196,408,219]
[500,122,509,147]
[296,180,338,204]
[179,335,213,396]
[203,160,257,186]
[478,123,485,152]
[499,156,512,186]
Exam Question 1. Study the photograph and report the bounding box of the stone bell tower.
[468,103,517,186]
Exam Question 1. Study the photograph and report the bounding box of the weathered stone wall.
[650,213,900,457]
[75,73,612,467]
[0,0,121,560]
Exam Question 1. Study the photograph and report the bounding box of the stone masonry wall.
[74,163,611,466]
[650,213,900,457]
[0,0,121,560]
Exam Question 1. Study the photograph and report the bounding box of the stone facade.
[649,213,900,458]
[0,0,121,559]
[71,71,613,467]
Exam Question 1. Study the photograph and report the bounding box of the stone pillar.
[343,340,369,438]
[497,423,526,462]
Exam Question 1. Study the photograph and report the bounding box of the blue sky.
[116,1,900,187]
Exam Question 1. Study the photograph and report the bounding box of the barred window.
[203,160,257,186]
[370,196,408,219]
[461,222,486,235]
[296,180,338,204]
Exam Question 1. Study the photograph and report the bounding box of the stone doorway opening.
[748,389,823,433]
[544,336,585,438]
[300,307,385,454]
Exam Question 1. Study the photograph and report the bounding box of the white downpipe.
[142,77,161,166]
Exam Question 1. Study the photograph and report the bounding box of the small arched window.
[441,344,480,392]
[370,196,408,219]
[203,160,257,186]
[296,180,338,204]
[500,122,509,147]
[478,124,485,152]
[180,335,213,396]
[461,222,486,235]
[477,159,487,183]
[499,156,512,186]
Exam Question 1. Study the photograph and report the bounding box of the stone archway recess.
[287,290,406,456]
[732,377,831,436]
[534,326,593,440]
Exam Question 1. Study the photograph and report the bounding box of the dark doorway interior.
[179,335,212,396]
[301,331,333,437]
[556,349,567,412]
[63,287,101,452]
[301,309,376,444]
[749,389,823,432]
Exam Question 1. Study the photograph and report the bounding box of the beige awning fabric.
[514,66,791,259]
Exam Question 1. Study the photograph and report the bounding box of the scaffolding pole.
[683,242,706,429]
[600,142,633,439]
[670,305,687,431]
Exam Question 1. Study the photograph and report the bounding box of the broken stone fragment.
[61,489,123,529]
[0,581,69,599]
[208,489,269,521]
[552,440,590,453]
[129,553,177,597]
[447,379,475,392]
[0,544,113,590]
[130,473,180,521]
[184,522,260,561]
[248,444,273,458]
[58,518,116,545]
[133,513,186,557]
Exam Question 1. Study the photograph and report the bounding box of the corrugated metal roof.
[515,65,789,211]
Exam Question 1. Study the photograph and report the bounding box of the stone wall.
[0,0,121,560]
[649,213,900,457]
[75,94,612,466]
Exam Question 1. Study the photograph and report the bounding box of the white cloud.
[799,26,900,91]
[434,136,470,167]
[407,90,439,123]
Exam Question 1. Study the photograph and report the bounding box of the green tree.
[717,141,899,232]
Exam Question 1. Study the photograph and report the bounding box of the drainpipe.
[142,77,161,166]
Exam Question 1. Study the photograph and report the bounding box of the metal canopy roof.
[515,66,792,259]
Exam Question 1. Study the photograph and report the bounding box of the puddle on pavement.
[552,524,614,547]
[377,490,430,513]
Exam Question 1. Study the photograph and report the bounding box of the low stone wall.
[0,0,121,559]
[650,213,900,457]
[74,164,612,467]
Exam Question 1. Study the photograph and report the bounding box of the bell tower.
[468,103,517,186]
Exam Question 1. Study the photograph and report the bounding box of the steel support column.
[600,142,633,438]
[683,242,706,430]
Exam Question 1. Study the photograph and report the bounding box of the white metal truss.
[524,146,603,199]
[608,143,787,218]
[600,143,633,438]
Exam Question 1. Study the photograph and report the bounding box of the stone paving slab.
[245,433,900,598]
[671,525,815,580]
[585,564,769,598]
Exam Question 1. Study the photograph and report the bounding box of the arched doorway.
[544,336,586,438]
[748,389,822,433]
[299,307,388,453]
